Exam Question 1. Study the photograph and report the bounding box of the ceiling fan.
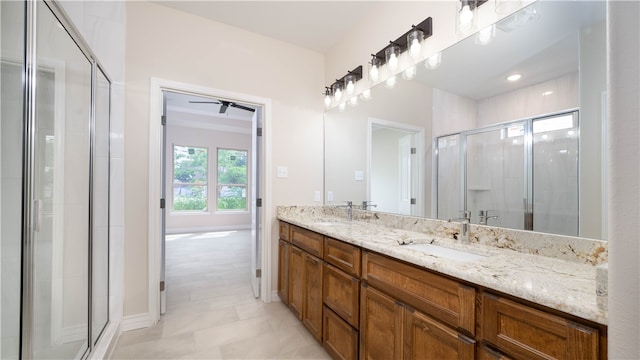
[188,99,255,114]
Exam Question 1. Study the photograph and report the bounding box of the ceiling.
[151,1,377,53]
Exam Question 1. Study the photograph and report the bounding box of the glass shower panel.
[436,134,461,221]
[465,123,526,229]
[532,112,579,236]
[92,68,110,346]
[32,2,91,358]
[1,1,25,358]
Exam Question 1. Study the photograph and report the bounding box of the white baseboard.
[271,290,282,303]
[166,224,251,235]
[89,320,121,360]
[121,313,155,332]
[58,323,88,344]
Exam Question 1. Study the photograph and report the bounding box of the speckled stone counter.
[277,206,608,325]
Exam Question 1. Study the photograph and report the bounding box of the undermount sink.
[401,243,487,262]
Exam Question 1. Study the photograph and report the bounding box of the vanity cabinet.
[276,221,607,360]
[481,293,601,360]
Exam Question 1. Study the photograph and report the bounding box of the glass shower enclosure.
[1,1,111,358]
[436,111,579,236]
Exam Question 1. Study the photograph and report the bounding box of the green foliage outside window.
[173,145,208,211]
[217,149,248,211]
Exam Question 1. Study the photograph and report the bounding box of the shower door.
[29,2,92,358]
[465,122,527,229]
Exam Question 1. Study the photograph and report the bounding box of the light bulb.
[477,25,495,45]
[369,65,379,82]
[459,5,473,25]
[425,53,441,70]
[388,53,399,71]
[338,102,346,112]
[361,89,372,101]
[346,80,355,94]
[334,87,343,101]
[385,75,397,89]
[349,96,358,106]
[324,94,332,107]
[410,39,422,59]
[402,66,417,80]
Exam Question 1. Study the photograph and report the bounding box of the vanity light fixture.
[369,55,381,82]
[425,52,442,70]
[338,102,347,112]
[349,96,358,106]
[402,65,417,80]
[507,73,522,82]
[458,0,488,35]
[476,24,495,45]
[385,75,397,89]
[372,17,433,71]
[345,74,357,95]
[407,27,424,61]
[324,87,333,107]
[361,88,372,101]
[385,44,400,72]
[324,65,363,106]
[333,83,343,102]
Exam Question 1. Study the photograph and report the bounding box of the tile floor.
[111,230,331,359]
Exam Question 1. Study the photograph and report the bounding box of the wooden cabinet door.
[482,293,600,360]
[404,307,475,360]
[303,252,324,341]
[288,245,305,320]
[360,284,403,360]
[323,263,360,328]
[324,306,359,360]
[278,239,290,304]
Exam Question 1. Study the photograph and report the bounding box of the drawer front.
[279,221,291,241]
[482,293,599,360]
[323,306,359,360]
[291,225,324,258]
[324,237,361,277]
[323,263,360,329]
[478,345,513,360]
[404,307,475,360]
[362,251,476,335]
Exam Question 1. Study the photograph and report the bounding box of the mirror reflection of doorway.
[368,119,424,216]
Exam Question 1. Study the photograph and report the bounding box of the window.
[173,145,208,211]
[217,148,248,211]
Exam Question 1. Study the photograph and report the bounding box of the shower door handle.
[32,199,42,232]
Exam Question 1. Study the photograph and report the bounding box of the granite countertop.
[277,210,607,326]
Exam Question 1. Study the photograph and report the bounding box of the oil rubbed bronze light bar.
[325,65,363,106]
[372,17,433,67]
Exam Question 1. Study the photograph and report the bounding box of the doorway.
[148,79,272,323]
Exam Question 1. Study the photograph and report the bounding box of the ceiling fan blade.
[188,100,221,104]
[230,103,256,112]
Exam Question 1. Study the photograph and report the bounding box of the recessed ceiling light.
[542,91,554,96]
[507,73,522,82]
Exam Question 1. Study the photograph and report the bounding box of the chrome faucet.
[478,210,498,225]
[361,200,377,210]
[449,210,471,243]
[337,201,353,221]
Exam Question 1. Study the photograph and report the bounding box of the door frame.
[148,78,272,323]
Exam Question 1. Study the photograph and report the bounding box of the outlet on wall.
[314,191,321,202]
[327,191,334,202]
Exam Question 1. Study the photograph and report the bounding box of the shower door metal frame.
[20,1,112,358]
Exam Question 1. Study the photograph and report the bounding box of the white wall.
[608,1,640,358]
[165,124,252,233]
[124,1,324,316]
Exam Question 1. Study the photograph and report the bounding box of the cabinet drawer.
[478,345,513,360]
[482,293,600,360]
[404,307,475,359]
[291,225,324,258]
[279,221,290,241]
[323,263,360,329]
[362,251,476,335]
[323,306,358,360]
[324,237,361,277]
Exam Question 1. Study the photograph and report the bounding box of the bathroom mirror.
[324,1,607,240]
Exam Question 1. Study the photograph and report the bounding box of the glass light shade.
[407,29,424,61]
[369,57,380,82]
[385,75,397,89]
[458,0,477,35]
[425,52,442,70]
[402,65,417,80]
[324,94,332,107]
[348,96,358,106]
[476,25,495,45]
[333,83,343,101]
[344,74,356,95]
[338,102,346,111]
[385,45,400,72]
[361,88,372,101]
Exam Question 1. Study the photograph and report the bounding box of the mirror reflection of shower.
[437,110,579,237]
